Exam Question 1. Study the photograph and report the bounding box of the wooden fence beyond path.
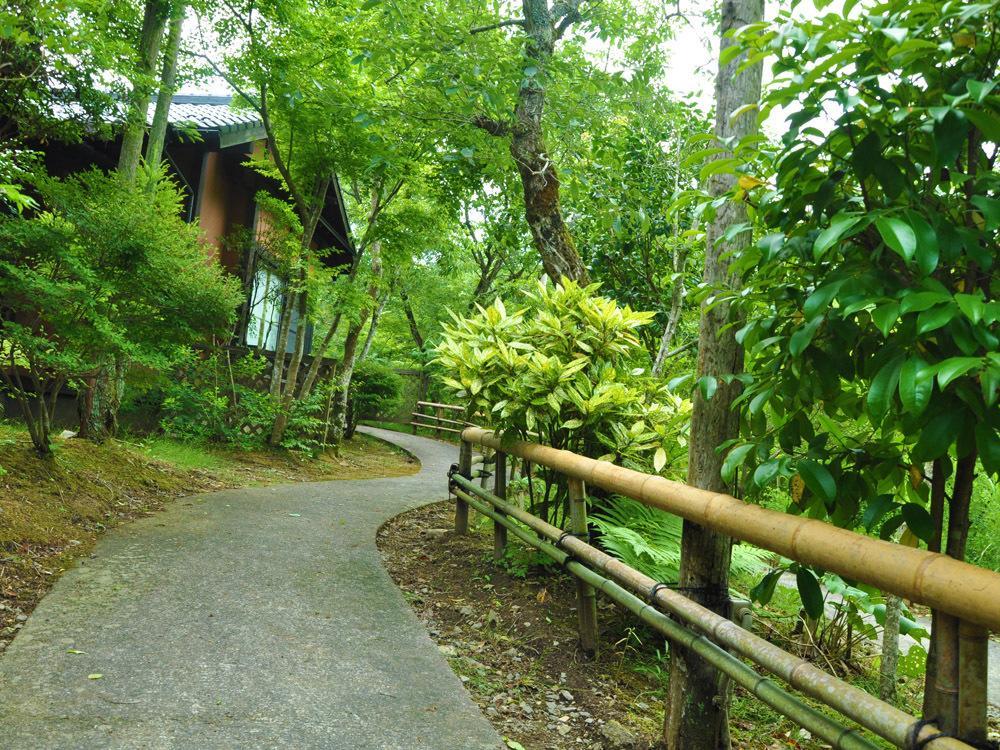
[450,427,1000,750]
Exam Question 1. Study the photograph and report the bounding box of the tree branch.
[470,18,525,34]
[472,114,511,137]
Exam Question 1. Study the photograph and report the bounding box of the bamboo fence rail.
[449,427,999,749]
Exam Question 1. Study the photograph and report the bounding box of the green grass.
[136,436,227,471]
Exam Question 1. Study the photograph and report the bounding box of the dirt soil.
[379,500,668,750]
[0,430,417,653]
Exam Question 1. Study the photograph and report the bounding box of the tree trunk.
[118,0,170,181]
[400,288,426,352]
[879,594,902,703]
[269,285,307,446]
[474,0,588,285]
[358,289,388,363]
[652,243,689,376]
[329,242,382,452]
[664,2,763,748]
[144,1,185,166]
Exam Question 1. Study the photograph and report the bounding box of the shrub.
[344,360,402,439]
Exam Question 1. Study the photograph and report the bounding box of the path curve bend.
[0,427,502,750]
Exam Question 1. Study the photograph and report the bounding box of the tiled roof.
[151,94,261,131]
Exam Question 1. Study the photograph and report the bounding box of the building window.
[246,266,283,350]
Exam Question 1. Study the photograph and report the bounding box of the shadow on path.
[0,427,502,750]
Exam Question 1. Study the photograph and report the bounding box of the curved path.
[0,427,503,749]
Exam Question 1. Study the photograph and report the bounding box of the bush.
[159,350,277,450]
[344,360,402,439]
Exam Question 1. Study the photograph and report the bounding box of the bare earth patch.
[378,499,667,750]
[0,428,417,653]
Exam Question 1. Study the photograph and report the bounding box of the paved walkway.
[0,427,503,749]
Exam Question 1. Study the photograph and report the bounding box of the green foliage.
[160,351,278,450]
[345,359,403,439]
[709,0,999,552]
[0,168,240,454]
[593,496,769,583]
[435,278,691,472]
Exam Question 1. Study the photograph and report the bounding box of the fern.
[593,496,769,584]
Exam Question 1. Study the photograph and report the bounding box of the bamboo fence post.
[480,448,491,489]
[455,440,471,534]
[493,451,508,561]
[569,477,598,657]
[435,406,443,439]
[956,620,988,743]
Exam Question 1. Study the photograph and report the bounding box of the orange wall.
[197,151,226,264]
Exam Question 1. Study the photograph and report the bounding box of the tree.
[726,0,998,741]
[665,1,763,747]
[0,170,239,455]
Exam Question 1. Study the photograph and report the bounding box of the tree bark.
[358,289,388,363]
[118,0,170,181]
[879,594,902,703]
[652,243,689,376]
[144,1,185,166]
[400,288,426,352]
[474,0,588,285]
[664,2,764,748]
[329,242,382,451]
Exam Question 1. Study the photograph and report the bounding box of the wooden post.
[956,620,989,743]
[435,406,443,439]
[455,440,471,534]
[493,451,508,561]
[480,448,491,489]
[569,477,598,657]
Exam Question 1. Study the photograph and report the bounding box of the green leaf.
[789,316,823,356]
[901,503,934,544]
[872,301,899,337]
[561,419,583,429]
[937,357,982,389]
[863,495,897,531]
[900,291,949,315]
[964,108,1000,142]
[812,214,862,259]
[721,444,754,484]
[956,294,985,325]
[753,458,781,487]
[803,281,843,320]
[967,79,998,103]
[977,423,1000,476]
[907,213,939,275]
[88,674,103,680]
[796,567,825,621]
[898,357,934,415]
[912,411,963,462]
[653,447,667,473]
[798,460,836,501]
[867,355,904,421]
[875,216,917,262]
[916,304,957,335]
[750,569,783,606]
[698,375,718,401]
[971,195,1000,230]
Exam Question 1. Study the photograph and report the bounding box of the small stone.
[560,689,574,702]
[557,724,571,736]
[600,720,634,748]
[437,644,458,657]
[15,614,27,623]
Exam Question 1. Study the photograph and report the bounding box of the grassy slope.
[0,424,418,650]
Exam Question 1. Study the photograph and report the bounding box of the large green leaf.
[901,503,934,544]
[937,357,982,389]
[898,357,934,415]
[977,424,1000,476]
[721,444,754,484]
[875,216,917,262]
[912,411,963,462]
[867,355,904,421]
[798,459,836,502]
[796,567,825,621]
[812,214,862,259]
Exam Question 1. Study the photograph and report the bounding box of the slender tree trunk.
[400,288,426,352]
[269,284,307,445]
[144,1,185,166]
[652,244,689,375]
[358,290,388,363]
[118,0,170,181]
[664,2,764,748]
[268,286,297,395]
[880,594,902,703]
[297,249,365,400]
[329,242,382,451]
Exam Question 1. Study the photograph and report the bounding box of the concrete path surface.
[0,427,503,750]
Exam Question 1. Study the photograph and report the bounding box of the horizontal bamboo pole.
[410,411,473,427]
[410,420,463,434]
[416,400,465,412]
[452,486,879,750]
[451,474,969,750]
[461,428,1000,633]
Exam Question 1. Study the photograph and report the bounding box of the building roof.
[152,94,264,147]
